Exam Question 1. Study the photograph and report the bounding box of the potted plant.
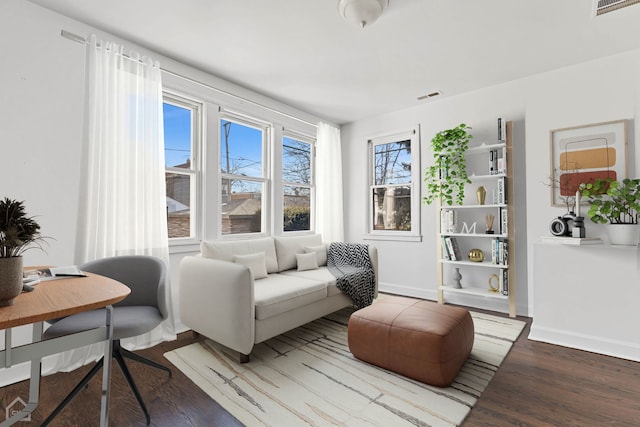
[0,198,46,305]
[423,123,473,206]
[579,178,640,245]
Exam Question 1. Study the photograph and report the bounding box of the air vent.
[417,90,442,101]
[595,0,640,15]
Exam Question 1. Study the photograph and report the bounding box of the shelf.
[468,173,506,181]
[439,286,508,300]
[440,260,508,268]
[539,236,603,245]
[440,204,506,209]
[441,232,507,238]
[466,142,506,154]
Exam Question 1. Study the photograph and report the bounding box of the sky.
[163,102,309,182]
[163,102,263,175]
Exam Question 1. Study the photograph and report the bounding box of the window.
[282,134,314,232]
[163,95,200,240]
[220,116,269,235]
[369,128,420,238]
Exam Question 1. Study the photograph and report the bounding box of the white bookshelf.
[437,120,516,317]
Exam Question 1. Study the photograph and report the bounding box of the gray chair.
[41,255,172,426]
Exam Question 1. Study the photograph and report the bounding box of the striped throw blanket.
[327,242,375,309]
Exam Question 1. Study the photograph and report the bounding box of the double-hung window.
[368,128,420,239]
[282,133,314,232]
[220,115,270,236]
[163,94,200,240]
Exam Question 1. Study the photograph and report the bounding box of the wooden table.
[0,272,130,426]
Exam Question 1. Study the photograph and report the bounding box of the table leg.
[0,323,42,426]
[100,305,114,427]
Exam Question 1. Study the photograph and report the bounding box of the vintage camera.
[549,212,585,237]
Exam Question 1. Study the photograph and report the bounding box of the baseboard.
[528,323,640,362]
[379,282,437,301]
[0,363,30,388]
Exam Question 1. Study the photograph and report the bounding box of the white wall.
[0,0,325,386]
[342,48,640,318]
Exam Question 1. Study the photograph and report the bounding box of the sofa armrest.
[179,256,255,355]
[368,245,379,298]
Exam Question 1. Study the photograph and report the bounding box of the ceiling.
[28,0,640,124]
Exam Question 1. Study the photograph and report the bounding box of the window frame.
[219,111,271,238]
[365,127,422,242]
[163,91,202,246]
[281,131,316,234]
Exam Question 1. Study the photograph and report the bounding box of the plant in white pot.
[579,178,640,245]
[0,198,46,305]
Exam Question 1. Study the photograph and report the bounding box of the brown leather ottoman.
[347,295,474,387]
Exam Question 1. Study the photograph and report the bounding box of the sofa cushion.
[233,252,268,280]
[304,244,327,266]
[201,237,279,273]
[296,253,318,271]
[254,273,327,320]
[281,267,342,297]
[274,234,323,272]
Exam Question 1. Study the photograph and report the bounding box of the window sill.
[363,233,422,243]
[169,239,201,254]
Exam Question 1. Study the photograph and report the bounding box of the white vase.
[607,224,640,246]
[0,256,24,306]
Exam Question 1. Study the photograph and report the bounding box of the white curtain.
[44,35,175,374]
[316,122,344,242]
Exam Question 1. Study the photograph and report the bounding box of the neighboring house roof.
[222,198,260,216]
[166,196,189,214]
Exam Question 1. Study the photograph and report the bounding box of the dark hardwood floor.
[2,316,639,426]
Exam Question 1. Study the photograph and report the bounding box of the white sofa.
[179,234,378,362]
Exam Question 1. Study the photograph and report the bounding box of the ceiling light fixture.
[339,0,389,28]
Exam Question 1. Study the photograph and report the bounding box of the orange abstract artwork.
[550,120,627,206]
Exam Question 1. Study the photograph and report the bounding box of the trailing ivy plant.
[579,178,640,224]
[423,124,473,206]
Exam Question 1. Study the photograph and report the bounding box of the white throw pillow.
[233,252,268,280]
[296,252,319,271]
[304,245,327,266]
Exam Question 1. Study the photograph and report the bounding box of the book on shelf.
[498,117,506,143]
[441,236,451,260]
[497,176,507,204]
[440,209,456,234]
[491,237,508,265]
[500,269,509,296]
[444,236,461,261]
[489,150,496,175]
[500,207,508,235]
[497,146,506,174]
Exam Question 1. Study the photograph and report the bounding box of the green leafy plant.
[283,206,310,231]
[423,123,473,206]
[579,178,640,224]
[0,198,47,257]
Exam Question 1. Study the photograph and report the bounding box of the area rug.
[164,309,525,427]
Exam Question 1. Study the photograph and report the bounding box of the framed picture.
[550,119,627,207]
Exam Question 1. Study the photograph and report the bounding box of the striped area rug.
[165,309,525,427]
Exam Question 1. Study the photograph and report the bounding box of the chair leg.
[113,346,151,426]
[120,346,172,378]
[40,358,105,427]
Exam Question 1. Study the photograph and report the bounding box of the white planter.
[607,223,640,246]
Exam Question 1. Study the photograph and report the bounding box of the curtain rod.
[61,30,318,129]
